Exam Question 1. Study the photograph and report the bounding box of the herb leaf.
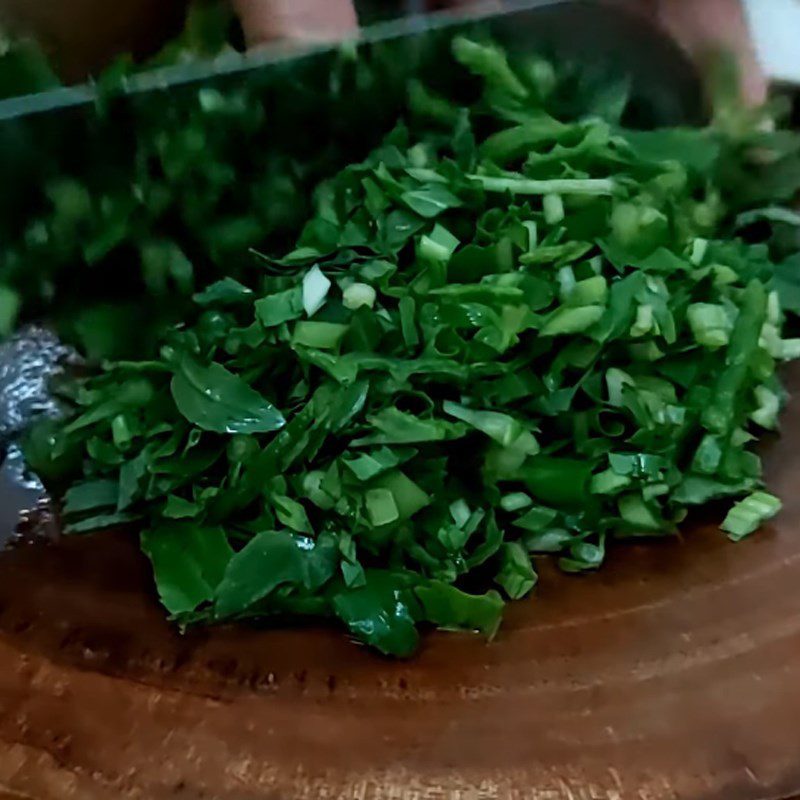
[141,524,233,615]
[170,356,286,434]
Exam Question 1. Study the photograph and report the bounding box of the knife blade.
[0,0,703,125]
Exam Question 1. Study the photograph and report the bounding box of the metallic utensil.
[0,0,704,125]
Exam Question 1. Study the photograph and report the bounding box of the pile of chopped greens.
[26,36,800,656]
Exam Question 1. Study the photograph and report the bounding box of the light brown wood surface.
[2,367,800,799]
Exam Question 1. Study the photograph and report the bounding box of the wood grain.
[2,383,800,800]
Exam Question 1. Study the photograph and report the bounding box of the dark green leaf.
[414,580,503,638]
[255,288,303,328]
[496,542,538,599]
[215,530,335,618]
[194,278,254,306]
[142,525,233,615]
[333,572,419,657]
[63,480,119,516]
[171,355,286,434]
[401,185,462,219]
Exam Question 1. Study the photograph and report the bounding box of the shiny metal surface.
[0,327,73,546]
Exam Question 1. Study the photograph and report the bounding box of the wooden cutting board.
[3,367,800,800]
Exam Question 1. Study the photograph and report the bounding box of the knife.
[0,0,703,125]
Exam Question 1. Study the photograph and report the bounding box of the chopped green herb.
[27,36,800,656]
[721,492,782,541]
